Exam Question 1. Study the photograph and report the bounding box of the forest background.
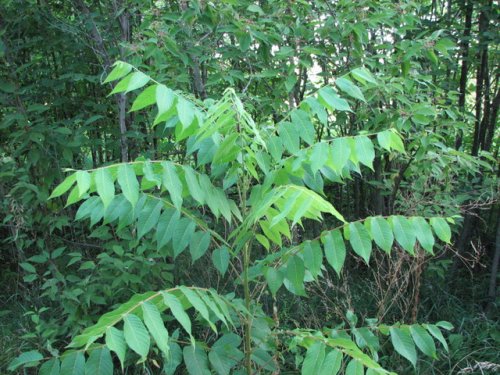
[0,0,498,374]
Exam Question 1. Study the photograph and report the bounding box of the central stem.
[239,175,253,374]
[243,241,252,374]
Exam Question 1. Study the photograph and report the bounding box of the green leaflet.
[302,240,323,278]
[279,121,300,155]
[39,358,60,375]
[410,324,437,359]
[345,359,364,375]
[117,164,139,207]
[162,292,192,338]
[183,166,206,204]
[410,217,435,253]
[105,327,126,369]
[189,231,211,262]
[430,217,451,243]
[130,84,157,111]
[137,198,163,239]
[390,216,416,254]
[351,67,378,85]
[180,286,216,332]
[377,130,392,152]
[330,138,351,173]
[285,256,306,296]
[94,168,115,208]
[318,86,352,112]
[142,301,169,356]
[310,142,329,175]
[322,230,346,276]
[348,222,372,264]
[390,326,417,367]
[209,334,244,375]
[265,267,284,297]
[8,350,43,371]
[156,84,175,116]
[291,109,315,145]
[49,174,76,199]
[156,208,180,250]
[355,136,375,170]
[318,350,342,375]
[161,161,183,210]
[60,352,85,375]
[424,324,449,352]
[104,61,132,83]
[335,77,366,102]
[125,71,150,93]
[183,345,210,375]
[76,170,91,197]
[212,246,230,276]
[84,348,113,375]
[302,342,326,375]
[176,97,195,129]
[123,314,150,360]
[172,218,196,258]
[366,217,393,253]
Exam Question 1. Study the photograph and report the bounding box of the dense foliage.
[1,0,498,374]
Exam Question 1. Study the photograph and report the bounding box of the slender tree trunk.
[487,217,500,313]
[455,0,473,149]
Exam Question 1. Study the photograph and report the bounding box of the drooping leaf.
[105,327,126,369]
[319,349,342,375]
[285,256,306,296]
[84,348,113,375]
[302,342,326,375]
[123,314,150,360]
[366,217,393,253]
[125,71,150,93]
[330,138,351,173]
[76,170,91,197]
[410,217,435,253]
[8,350,43,371]
[137,199,163,239]
[322,230,346,276]
[156,84,176,116]
[180,286,216,332]
[390,216,416,254]
[318,86,352,112]
[430,217,451,243]
[354,136,374,170]
[104,61,132,83]
[390,326,417,367]
[209,334,244,375]
[183,345,210,375]
[162,292,192,337]
[348,222,372,264]
[424,324,448,352]
[130,84,157,111]
[39,358,60,375]
[265,267,284,297]
[410,324,437,359]
[142,301,169,356]
[161,161,183,210]
[335,77,366,102]
[279,121,300,155]
[94,168,115,208]
[117,164,139,207]
[345,359,364,375]
[50,174,77,199]
[212,246,230,276]
[302,240,323,278]
[189,231,211,262]
[60,352,85,375]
